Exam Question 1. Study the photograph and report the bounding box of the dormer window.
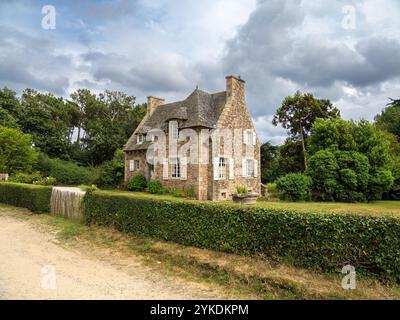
[137,134,144,144]
[169,120,179,140]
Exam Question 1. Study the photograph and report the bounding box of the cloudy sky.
[1,0,399,143]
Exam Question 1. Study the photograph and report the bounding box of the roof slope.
[125,88,226,151]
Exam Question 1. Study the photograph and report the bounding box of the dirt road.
[0,210,223,300]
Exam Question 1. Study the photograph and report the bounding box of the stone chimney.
[226,75,245,103]
[147,96,165,115]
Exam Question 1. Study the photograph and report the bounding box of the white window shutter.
[254,160,258,177]
[129,160,134,172]
[213,157,220,181]
[229,158,234,180]
[242,159,247,177]
[252,131,256,146]
[243,129,248,145]
[181,157,187,180]
[163,158,169,180]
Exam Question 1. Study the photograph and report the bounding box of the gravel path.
[0,211,222,300]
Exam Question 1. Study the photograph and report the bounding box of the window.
[171,158,181,178]
[137,134,144,144]
[218,157,227,179]
[246,159,254,177]
[129,160,134,172]
[134,160,140,171]
[169,121,179,140]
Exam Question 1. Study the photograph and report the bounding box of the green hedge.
[0,182,52,212]
[83,191,400,281]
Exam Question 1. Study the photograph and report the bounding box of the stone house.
[124,76,261,201]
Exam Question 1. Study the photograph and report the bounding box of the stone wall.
[124,150,148,182]
[211,76,261,201]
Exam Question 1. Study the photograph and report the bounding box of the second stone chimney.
[147,96,165,115]
[226,75,245,103]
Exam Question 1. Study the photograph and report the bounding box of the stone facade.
[124,75,261,201]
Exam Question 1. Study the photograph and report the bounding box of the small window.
[247,131,253,145]
[246,159,254,177]
[218,157,227,179]
[169,121,179,140]
[137,134,144,144]
[134,160,140,170]
[171,158,181,178]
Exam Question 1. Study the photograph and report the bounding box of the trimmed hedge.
[0,182,52,212]
[83,191,400,281]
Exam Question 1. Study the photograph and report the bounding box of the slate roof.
[125,88,227,151]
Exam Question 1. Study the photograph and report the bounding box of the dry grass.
[1,204,399,300]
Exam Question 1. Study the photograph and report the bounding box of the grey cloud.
[0,26,71,95]
[222,0,400,124]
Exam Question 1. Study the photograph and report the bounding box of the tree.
[375,97,400,139]
[276,138,306,176]
[17,89,77,159]
[0,108,18,128]
[69,89,145,165]
[260,142,279,183]
[0,126,38,174]
[0,87,21,120]
[307,118,394,201]
[273,91,340,169]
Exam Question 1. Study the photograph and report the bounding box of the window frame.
[171,157,181,179]
[169,120,179,140]
[134,160,140,171]
[246,159,255,177]
[218,157,227,180]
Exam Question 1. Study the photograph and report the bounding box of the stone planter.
[232,193,259,205]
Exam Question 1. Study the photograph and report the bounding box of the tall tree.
[375,97,400,139]
[273,91,340,169]
[18,89,76,159]
[69,89,145,165]
[260,142,279,183]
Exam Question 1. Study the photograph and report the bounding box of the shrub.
[83,191,400,281]
[94,150,125,188]
[9,172,42,184]
[35,153,98,185]
[147,180,164,194]
[167,186,196,198]
[127,175,147,191]
[266,183,279,200]
[0,126,38,174]
[0,182,52,212]
[236,186,248,194]
[276,173,312,201]
[33,176,57,186]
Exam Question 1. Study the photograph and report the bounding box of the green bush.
[0,182,52,212]
[167,186,196,198]
[83,191,400,281]
[9,172,42,184]
[33,176,57,186]
[35,153,98,185]
[94,150,125,188]
[127,175,147,191]
[276,173,312,201]
[236,186,248,194]
[147,180,164,194]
